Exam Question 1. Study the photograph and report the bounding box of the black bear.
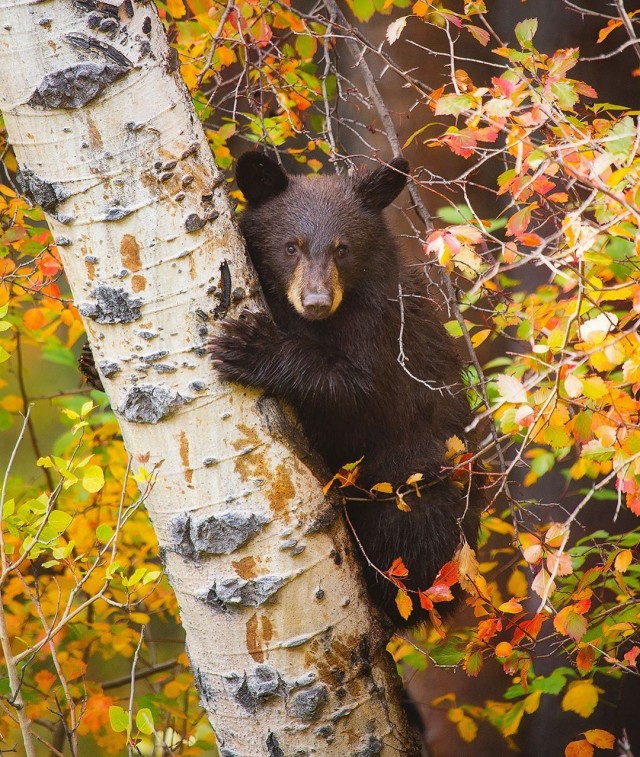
[210,152,481,627]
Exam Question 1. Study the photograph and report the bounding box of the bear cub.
[210,152,481,627]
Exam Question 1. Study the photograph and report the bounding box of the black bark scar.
[213,260,232,319]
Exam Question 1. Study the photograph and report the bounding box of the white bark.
[0,3,417,755]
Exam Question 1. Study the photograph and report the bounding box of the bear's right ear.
[355,157,409,211]
[236,152,289,207]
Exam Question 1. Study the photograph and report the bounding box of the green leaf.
[515,18,538,47]
[607,116,635,158]
[136,708,154,735]
[430,639,466,666]
[435,93,476,117]
[349,0,375,22]
[543,426,572,449]
[551,81,579,110]
[0,345,9,364]
[464,650,484,676]
[109,706,130,734]
[42,344,77,368]
[96,524,113,542]
[295,35,317,60]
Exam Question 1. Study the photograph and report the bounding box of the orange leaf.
[495,641,513,658]
[387,557,409,579]
[167,0,186,18]
[395,588,413,620]
[597,19,622,43]
[477,617,502,642]
[499,597,524,614]
[584,729,615,749]
[512,614,546,645]
[576,645,595,673]
[34,670,56,695]
[565,740,594,757]
[23,307,46,330]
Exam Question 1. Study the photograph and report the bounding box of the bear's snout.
[301,290,333,319]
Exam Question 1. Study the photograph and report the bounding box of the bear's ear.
[355,157,409,211]
[236,152,289,207]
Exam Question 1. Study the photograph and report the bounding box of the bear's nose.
[302,292,333,318]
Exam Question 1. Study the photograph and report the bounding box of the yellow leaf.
[370,482,393,494]
[445,435,466,459]
[457,715,478,743]
[507,568,528,597]
[583,729,615,749]
[614,549,632,573]
[395,492,412,512]
[167,0,186,17]
[129,612,151,625]
[561,679,601,718]
[523,690,541,714]
[82,465,105,493]
[471,328,491,348]
[447,706,464,724]
[581,376,608,401]
[457,542,479,585]
[395,588,413,620]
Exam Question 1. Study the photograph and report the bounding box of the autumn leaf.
[395,588,413,620]
[565,740,594,757]
[561,679,601,718]
[463,650,484,677]
[576,645,595,673]
[614,549,632,573]
[499,597,523,614]
[370,481,393,494]
[583,729,615,749]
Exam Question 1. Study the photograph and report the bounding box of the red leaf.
[418,590,434,611]
[626,492,640,515]
[435,560,459,587]
[623,646,639,667]
[440,129,477,158]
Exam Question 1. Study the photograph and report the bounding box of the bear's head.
[236,153,409,321]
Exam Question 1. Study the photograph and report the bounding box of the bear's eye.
[285,243,297,256]
[336,244,348,258]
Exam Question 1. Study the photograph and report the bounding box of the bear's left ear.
[236,152,289,207]
[355,157,409,211]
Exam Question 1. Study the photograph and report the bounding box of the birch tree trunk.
[0,3,418,754]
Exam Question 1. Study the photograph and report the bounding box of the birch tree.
[0,3,417,755]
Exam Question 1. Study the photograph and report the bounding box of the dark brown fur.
[210,153,481,627]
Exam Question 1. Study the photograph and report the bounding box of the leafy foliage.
[1,0,640,753]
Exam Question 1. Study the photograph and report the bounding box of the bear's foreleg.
[209,310,372,410]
